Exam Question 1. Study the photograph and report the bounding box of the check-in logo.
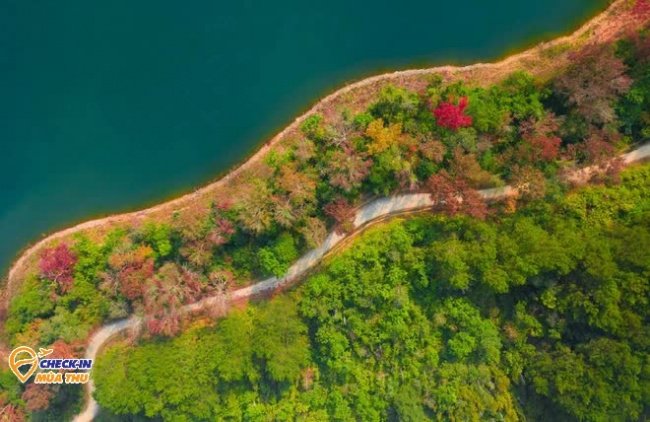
[8,345,91,384]
[8,346,53,383]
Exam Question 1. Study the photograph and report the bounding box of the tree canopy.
[93,164,650,421]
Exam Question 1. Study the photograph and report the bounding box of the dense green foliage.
[93,164,650,421]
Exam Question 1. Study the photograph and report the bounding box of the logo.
[8,346,92,384]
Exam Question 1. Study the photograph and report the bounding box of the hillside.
[0,1,648,420]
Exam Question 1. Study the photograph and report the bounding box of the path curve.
[73,144,650,421]
[4,0,632,293]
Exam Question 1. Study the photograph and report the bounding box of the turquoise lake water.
[1,0,606,275]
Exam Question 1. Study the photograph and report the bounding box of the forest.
[92,163,649,421]
[0,5,648,421]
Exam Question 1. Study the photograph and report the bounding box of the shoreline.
[3,0,633,293]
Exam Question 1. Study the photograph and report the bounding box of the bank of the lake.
[5,0,638,300]
[1,0,609,275]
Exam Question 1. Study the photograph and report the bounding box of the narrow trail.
[73,145,650,422]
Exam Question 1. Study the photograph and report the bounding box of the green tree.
[253,296,310,384]
[142,221,173,260]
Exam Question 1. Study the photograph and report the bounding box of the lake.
[1,0,606,275]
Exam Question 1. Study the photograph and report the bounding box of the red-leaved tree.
[426,170,487,219]
[324,197,355,234]
[433,97,473,130]
[38,244,77,294]
[21,384,54,413]
[144,263,203,337]
[632,0,650,19]
[120,259,155,301]
[101,245,155,301]
[519,114,562,162]
[0,400,25,422]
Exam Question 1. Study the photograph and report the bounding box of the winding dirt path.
[73,145,650,422]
